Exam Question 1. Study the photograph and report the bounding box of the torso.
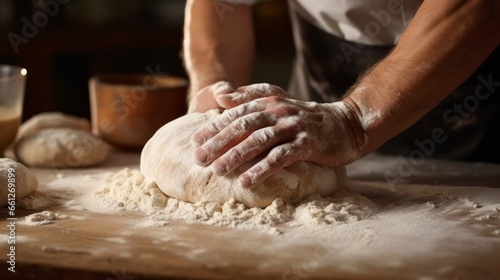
[289,0,423,45]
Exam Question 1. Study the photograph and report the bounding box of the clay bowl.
[89,73,188,151]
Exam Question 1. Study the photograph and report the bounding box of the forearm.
[183,0,255,100]
[344,0,500,157]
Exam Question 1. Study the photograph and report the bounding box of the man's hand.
[191,97,366,189]
[216,83,290,109]
[189,82,290,113]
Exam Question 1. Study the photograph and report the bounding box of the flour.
[64,169,164,213]
[22,211,73,226]
[226,83,287,103]
[68,168,378,232]
[290,193,376,226]
[17,190,56,209]
[350,86,381,131]
[239,83,275,95]
[14,153,500,279]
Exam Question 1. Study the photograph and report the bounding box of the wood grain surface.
[1,151,500,280]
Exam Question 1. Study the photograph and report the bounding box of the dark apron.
[288,9,500,162]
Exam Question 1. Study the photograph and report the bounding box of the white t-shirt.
[222,0,423,45]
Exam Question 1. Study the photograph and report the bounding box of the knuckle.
[227,148,243,163]
[295,131,312,146]
[277,115,301,130]
[247,100,266,112]
[221,108,236,120]
[207,121,223,134]
[251,128,275,146]
[263,99,298,116]
[269,146,292,166]
[214,115,236,131]
[250,161,270,177]
[266,95,282,104]
[272,143,304,166]
[205,137,226,154]
[235,105,247,115]
[234,117,251,131]
[213,81,232,91]
[281,104,299,115]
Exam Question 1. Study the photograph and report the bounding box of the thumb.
[212,81,236,109]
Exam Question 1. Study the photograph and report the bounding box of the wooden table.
[2,151,500,280]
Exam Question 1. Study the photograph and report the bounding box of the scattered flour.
[22,211,73,226]
[19,166,500,246]
[17,190,57,209]
[67,168,379,232]
[11,154,500,278]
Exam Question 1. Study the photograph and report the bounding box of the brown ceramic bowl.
[89,73,188,151]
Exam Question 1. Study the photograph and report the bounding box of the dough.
[17,112,90,139]
[0,158,38,207]
[14,128,110,168]
[140,109,345,208]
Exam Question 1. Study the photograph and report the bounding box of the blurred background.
[0,0,294,120]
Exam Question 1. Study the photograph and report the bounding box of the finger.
[194,110,272,166]
[192,100,266,147]
[211,125,295,175]
[238,143,303,189]
[212,81,234,96]
[216,83,288,108]
[191,114,233,148]
[188,81,233,114]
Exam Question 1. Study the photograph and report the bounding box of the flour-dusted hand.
[192,96,367,189]
[190,83,288,113]
[216,83,291,109]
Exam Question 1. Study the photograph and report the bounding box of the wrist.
[333,99,368,161]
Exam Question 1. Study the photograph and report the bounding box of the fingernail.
[195,148,208,164]
[239,174,252,189]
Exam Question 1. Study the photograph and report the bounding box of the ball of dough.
[14,128,110,168]
[0,158,38,207]
[140,110,345,208]
[17,112,90,139]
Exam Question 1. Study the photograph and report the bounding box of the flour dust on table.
[65,168,378,233]
[11,153,500,279]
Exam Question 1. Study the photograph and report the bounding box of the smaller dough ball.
[17,112,90,139]
[0,158,38,207]
[14,128,110,168]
